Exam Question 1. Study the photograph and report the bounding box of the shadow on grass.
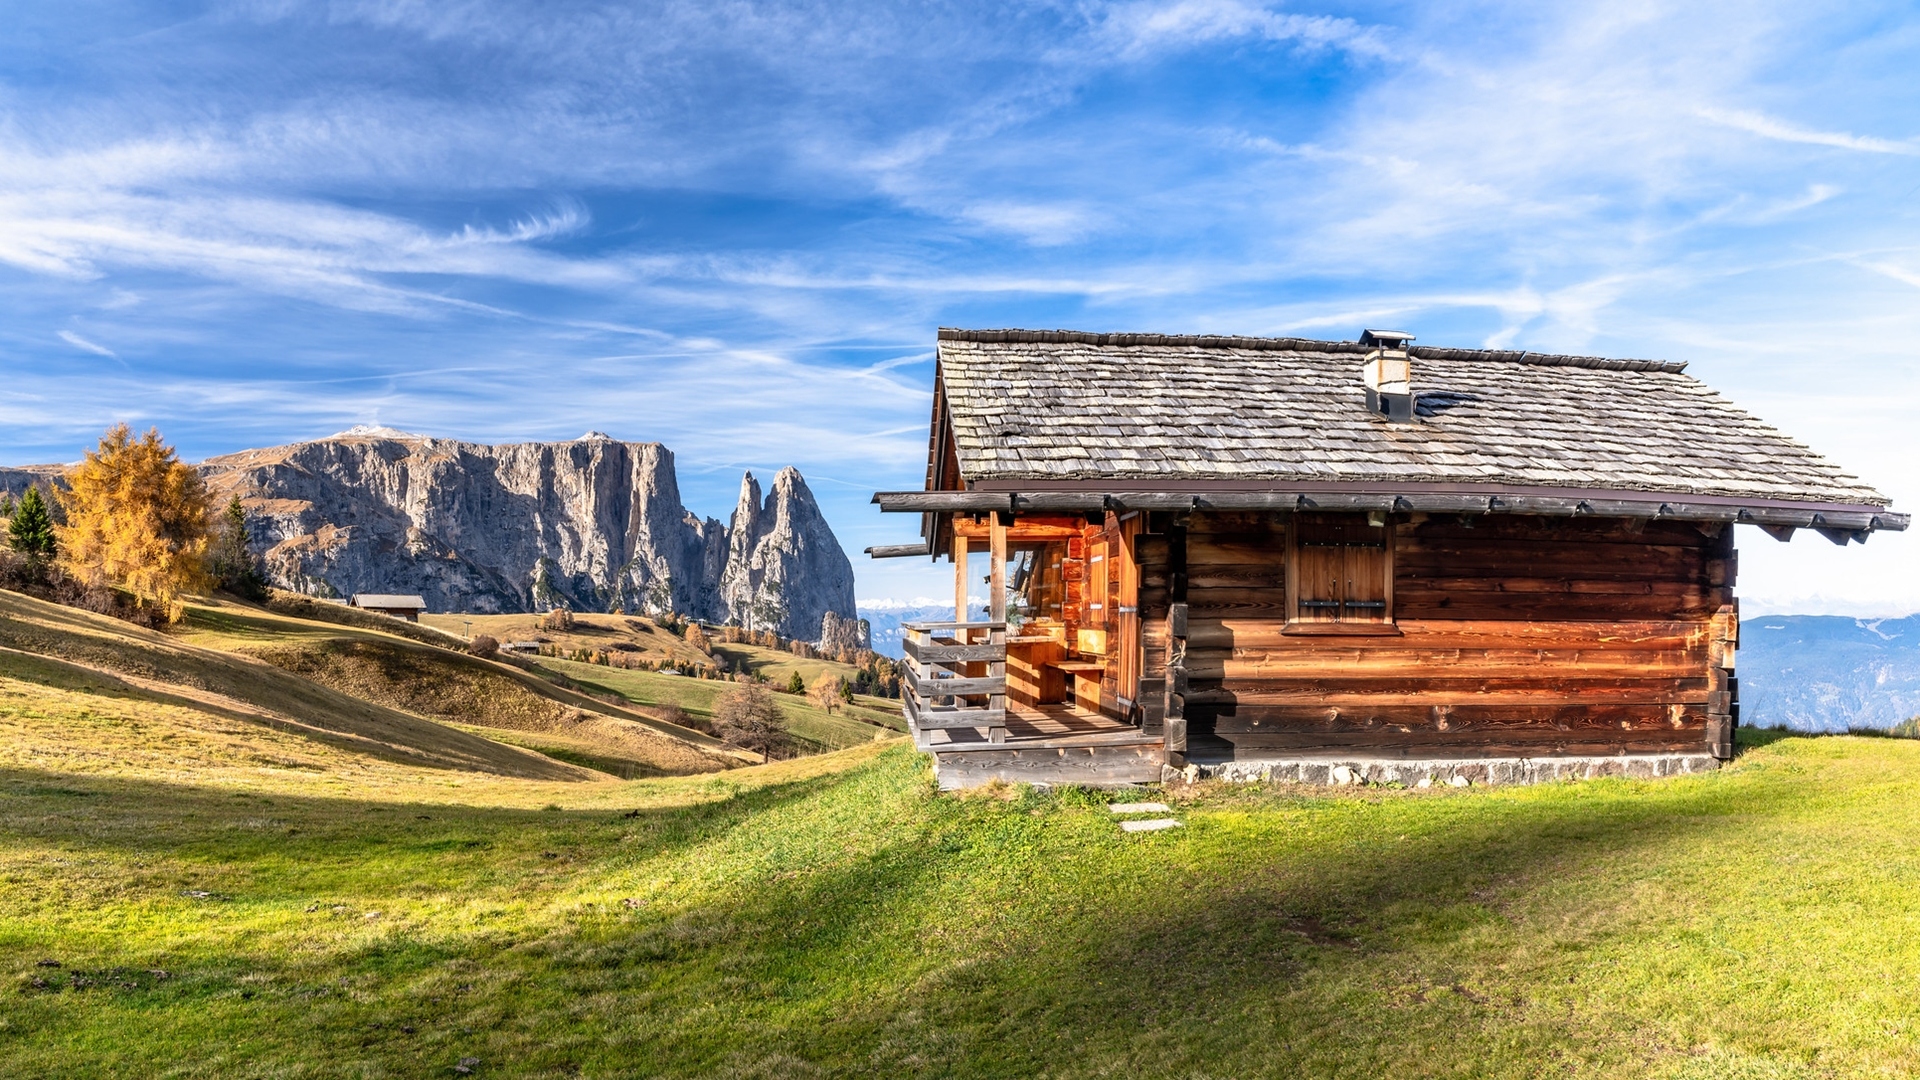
[0,744,1848,1078]
[0,645,590,781]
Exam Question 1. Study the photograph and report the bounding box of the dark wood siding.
[1146,512,1731,756]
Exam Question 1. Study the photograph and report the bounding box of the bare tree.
[713,681,787,762]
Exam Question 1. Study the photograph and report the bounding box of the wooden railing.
[901,620,1007,743]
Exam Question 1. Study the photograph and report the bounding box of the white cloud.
[1100,0,1389,61]
[1698,106,1920,156]
[57,330,116,357]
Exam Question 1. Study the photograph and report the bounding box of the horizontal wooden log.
[914,707,1008,729]
[904,638,1005,663]
[1188,681,1709,708]
[1201,731,1710,756]
[1200,702,1709,733]
[1393,595,1722,620]
[1184,618,1710,651]
[907,672,1005,696]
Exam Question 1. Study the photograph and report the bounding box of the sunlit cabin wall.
[1137,512,1736,757]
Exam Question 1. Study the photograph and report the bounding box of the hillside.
[422,609,908,752]
[5,707,1920,1075]
[1739,614,1920,731]
[0,589,750,783]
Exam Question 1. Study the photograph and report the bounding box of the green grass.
[5,709,1920,1077]
[533,657,905,752]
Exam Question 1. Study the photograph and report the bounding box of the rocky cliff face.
[199,427,857,640]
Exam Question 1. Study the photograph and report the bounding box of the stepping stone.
[1120,818,1182,833]
[1109,802,1172,814]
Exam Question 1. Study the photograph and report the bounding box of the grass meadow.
[3,702,1920,1077]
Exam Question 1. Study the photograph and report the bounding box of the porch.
[902,619,1163,789]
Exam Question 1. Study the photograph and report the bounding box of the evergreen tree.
[209,496,267,600]
[8,486,57,579]
[784,670,806,695]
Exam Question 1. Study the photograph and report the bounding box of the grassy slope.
[4,718,1920,1077]
[532,656,904,753]
[418,611,713,669]
[180,598,749,777]
[0,590,590,782]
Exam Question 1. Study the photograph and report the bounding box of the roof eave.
[870,487,1906,534]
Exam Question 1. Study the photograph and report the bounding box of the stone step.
[1119,818,1182,833]
[1108,802,1172,814]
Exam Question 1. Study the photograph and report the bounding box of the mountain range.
[4,428,858,642]
[1737,614,1920,732]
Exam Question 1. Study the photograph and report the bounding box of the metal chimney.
[1360,329,1416,422]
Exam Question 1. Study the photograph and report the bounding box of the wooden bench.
[1052,660,1106,712]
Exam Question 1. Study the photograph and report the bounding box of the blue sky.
[2,0,1917,613]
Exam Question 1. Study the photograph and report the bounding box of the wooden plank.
[1205,731,1711,756]
[1185,618,1710,651]
[907,673,1005,696]
[952,533,969,640]
[1201,702,1710,732]
[904,638,1004,663]
[914,707,1008,729]
[1187,682,1709,708]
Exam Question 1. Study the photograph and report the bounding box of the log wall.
[1137,512,1735,757]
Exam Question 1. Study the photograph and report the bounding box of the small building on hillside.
[349,594,428,622]
[870,328,1906,789]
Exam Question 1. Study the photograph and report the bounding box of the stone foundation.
[1172,753,1719,788]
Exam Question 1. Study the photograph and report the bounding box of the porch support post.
[988,512,1008,742]
[1164,517,1189,768]
[952,532,970,644]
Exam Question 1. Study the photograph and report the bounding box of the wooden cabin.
[870,328,1906,789]
[349,593,428,621]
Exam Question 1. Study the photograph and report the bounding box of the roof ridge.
[935,327,1688,374]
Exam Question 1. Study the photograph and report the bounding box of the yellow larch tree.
[56,424,213,620]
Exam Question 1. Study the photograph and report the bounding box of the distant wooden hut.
[349,594,428,621]
[870,328,1905,789]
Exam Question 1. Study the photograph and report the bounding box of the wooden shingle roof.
[881,328,1903,534]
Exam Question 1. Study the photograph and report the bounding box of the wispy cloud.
[1698,106,1920,155]
[1099,0,1389,61]
[57,330,117,357]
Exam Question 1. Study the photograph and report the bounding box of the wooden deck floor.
[914,703,1165,789]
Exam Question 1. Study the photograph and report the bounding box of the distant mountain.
[1738,615,1920,732]
[196,430,856,638]
[858,601,993,658]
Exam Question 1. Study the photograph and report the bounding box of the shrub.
[467,633,500,659]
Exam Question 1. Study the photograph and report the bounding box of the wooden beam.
[989,513,1009,742]
[865,543,930,558]
[952,533,970,643]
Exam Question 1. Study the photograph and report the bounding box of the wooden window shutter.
[1288,513,1393,627]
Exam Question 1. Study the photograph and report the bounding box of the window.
[1008,542,1067,627]
[1287,513,1395,632]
